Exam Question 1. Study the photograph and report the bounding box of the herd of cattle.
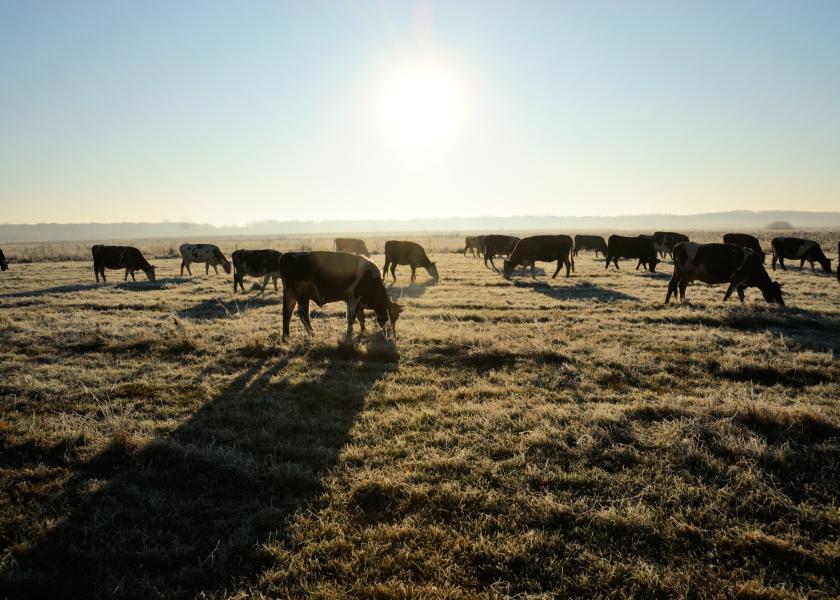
[0,233,837,340]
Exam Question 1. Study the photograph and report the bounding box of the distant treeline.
[2,211,840,243]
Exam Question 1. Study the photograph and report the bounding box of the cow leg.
[185,262,192,275]
[410,266,416,282]
[390,263,397,282]
[273,276,279,291]
[282,290,296,340]
[678,280,688,301]
[298,298,313,334]
[100,268,106,283]
[213,264,219,275]
[613,258,620,269]
[356,309,366,335]
[206,261,210,275]
[665,274,679,304]
[345,296,362,339]
[94,264,100,283]
[180,261,185,276]
[552,260,562,278]
[570,255,575,273]
[124,269,129,281]
[635,259,643,270]
[489,256,498,272]
[605,255,611,269]
[737,287,746,302]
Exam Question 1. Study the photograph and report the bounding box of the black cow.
[92,245,156,282]
[651,231,689,259]
[483,234,520,271]
[476,235,486,257]
[573,235,607,257]
[503,235,574,279]
[723,233,765,263]
[666,242,783,305]
[464,236,481,257]
[382,241,439,283]
[334,238,370,258]
[771,237,832,273]
[232,249,283,294]
[279,251,403,341]
[605,235,659,272]
[0,249,7,272]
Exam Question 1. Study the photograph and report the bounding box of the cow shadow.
[5,344,399,599]
[387,278,435,299]
[177,296,277,320]
[513,280,637,302]
[113,278,194,291]
[0,283,100,298]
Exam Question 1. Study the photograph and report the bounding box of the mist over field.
[2,211,840,243]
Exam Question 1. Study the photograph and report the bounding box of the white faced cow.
[179,244,231,277]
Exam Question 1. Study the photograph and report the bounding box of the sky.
[1,1,839,226]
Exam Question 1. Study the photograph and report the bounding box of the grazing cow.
[666,242,783,305]
[605,235,660,272]
[279,251,403,341]
[503,235,574,279]
[651,231,689,259]
[464,236,481,257]
[179,243,231,276]
[334,238,371,258]
[92,245,156,282]
[723,233,765,263]
[771,237,832,273]
[483,234,520,271]
[573,235,607,257]
[382,241,439,283]
[231,249,283,294]
[0,249,6,271]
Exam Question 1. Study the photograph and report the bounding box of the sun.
[378,61,465,148]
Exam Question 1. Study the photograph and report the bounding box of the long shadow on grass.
[0,278,193,299]
[513,280,637,302]
[5,343,398,599]
[177,296,279,320]
[386,278,434,300]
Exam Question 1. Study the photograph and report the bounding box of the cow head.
[761,281,784,305]
[502,260,515,279]
[382,301,404,339]
[426,262,439,282]
[0,260,7,272]
[143,266,156,281]
[818,257,832,274]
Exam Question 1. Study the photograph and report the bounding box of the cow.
[334,238,371,258]
[278,251,403,341]
[0,249,6,272]
[771,237,832,273]
[651,231,689,259]
[179,243,231,276]
[723,233,765,263]
[92,245,156,282]
[573,235,607,257]
[605,235,659,272]
[382,241,439,283]
[838,242,840,283]
[231,249,283,294]
[482,234,520,271]
[666,242,783,305]
[464,236,482,257]
[502,235,574,279]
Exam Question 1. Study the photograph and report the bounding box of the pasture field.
[1,247,839,598]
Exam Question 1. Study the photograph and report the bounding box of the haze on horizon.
[2,1,839,227]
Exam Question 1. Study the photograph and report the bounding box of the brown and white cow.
[179,243,231,276]
[483,234,520,271]
[666,242,783,304]
[573,235,607,257]
[605,236,659,272]
[231,249,283,294]
[503,235,574,279]
[334,238,371,258]
[92,245,156,282]
[651,231,689,259]
[278,251,403,341]
[0,249,7,272]
[382,241,439,283]
[771,237,832,273]
[723,233,765,263]
[464,236,482,257]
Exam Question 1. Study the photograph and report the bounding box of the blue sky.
[1,1,839,225]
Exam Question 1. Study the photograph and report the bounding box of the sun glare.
[378,62,465,148]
